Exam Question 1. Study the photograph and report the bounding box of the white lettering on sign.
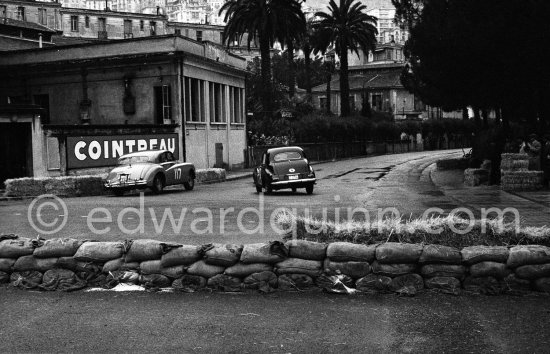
[174,168,182,180]
[75,141,87,161]
[72,137,177,162]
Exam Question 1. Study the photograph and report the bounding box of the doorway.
[0,123,32,188]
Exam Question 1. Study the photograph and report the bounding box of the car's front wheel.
[113,189,124,197]
[152,174,165,194]
[306,184,314,195]
[184,177,195,191]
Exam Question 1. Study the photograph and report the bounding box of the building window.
[38,9,47,25]
[371,93,382,111]
[150,21,156,36]
[70,16,78,32]
[209,83,225,123]
[124,20,132,38]
[98,18,107,39]
[231,87,243,123]
[185,78,205,122]
[174,29,181,36]
[85,16,90,28]
[140,20,144,31]
[154,85,172,124]
[17,7,25,21]
[196,30,202,42]
[184,29,189,37]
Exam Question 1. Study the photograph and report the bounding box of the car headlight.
[308,165,315,177]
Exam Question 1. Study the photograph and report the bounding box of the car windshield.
[117,156,150,165]
[272,151,303,162]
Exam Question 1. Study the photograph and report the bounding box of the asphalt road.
[0,150,464,244]
[1,286,549,353]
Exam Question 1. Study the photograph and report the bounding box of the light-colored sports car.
[104,150,195,196]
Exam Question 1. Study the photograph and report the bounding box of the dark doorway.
[0,123,32,188]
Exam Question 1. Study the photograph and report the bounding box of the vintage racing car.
[104,150,195,196]
[253,146,316,194]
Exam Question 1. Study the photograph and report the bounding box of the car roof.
[266,146,304,155]
[118,149,170,159]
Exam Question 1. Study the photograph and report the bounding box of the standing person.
[520,134,542,170]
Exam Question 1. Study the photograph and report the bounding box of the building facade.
[0,35,247,185]
[0,0,62,30]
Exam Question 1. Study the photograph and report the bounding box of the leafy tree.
[313,0,378,117]
[220,0,306,116]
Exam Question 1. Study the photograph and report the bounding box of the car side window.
[159,153,167,163]
[262,153,267,165]
[166,152,175,162]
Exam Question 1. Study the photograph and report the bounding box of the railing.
[244,136,470,168]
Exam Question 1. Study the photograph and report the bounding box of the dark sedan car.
[253,146,316,194]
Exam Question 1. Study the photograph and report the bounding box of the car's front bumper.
[270,178,316,187]
[104,179,149,190]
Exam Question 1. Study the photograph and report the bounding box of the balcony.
[97,31,108,40]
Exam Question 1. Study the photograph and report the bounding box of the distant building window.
[150,21,156,36]
[184,29,189,37]
[98,18,107,39]
[70,16,78,32]
[196,30,202,42]
[124,20,132,38]
[85,16,90,28]
[174,29,181,36]
[371,93,382,111]
[192,12,199,19]
[0,6,6,18]
[38,9,47,25]
[17,6,25,21]
[140,20,144,31]
[320,97,327,110]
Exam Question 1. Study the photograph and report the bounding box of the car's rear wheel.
[152,174,165,194]
[113,189,124,197]
[184,177,195,191]
[306,184,314,195]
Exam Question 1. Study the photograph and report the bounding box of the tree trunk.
[287,41,295,99]
[304,43,312,95]
[259,34,273,116]
[339,46,350,117]
[326,72,331,114]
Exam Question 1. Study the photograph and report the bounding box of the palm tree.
[220,0,306,116]
[314,0,378,116]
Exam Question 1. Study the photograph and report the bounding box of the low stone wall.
[1,235,549,295]
[3,169,228,197]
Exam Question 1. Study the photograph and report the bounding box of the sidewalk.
[430,167,550,227]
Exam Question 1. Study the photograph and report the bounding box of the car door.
[160,152,179,186]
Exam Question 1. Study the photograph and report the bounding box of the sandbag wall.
[501,153,544,191]
[1,236,550,295]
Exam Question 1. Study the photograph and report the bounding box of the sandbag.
[102,258,140,273]
[0,271,10,283]
[106,270,140,285]
[503,274,531,292]
[202,243,243,267]
[186,260,225,278]
[125,239,165,262]
[277,274,314,290]
[286,240,327,260]
[240,242,288,264]
[376,243,423,264]
[419,244,461,264]
[323,259,371,279]
[315,274,356,294]
[534,278,550,293]
[207,274,242,292]
[33,238,84,258]
[172,275,207,292]
[326,242,376,262]
[275,258,322,277]
[507,245,550,268]
[161,245,201,267]
[461,246,509,265]
[224,263,273,277]
[371,261,416,277]
[160,265,186,279]
[469,262,511,279]
[420,264,466,279]
[0,258,16,272]
[514,263,550,280]
[463,276,504,295]
[57,257,100,273]
[0,237,35,258]
[243,271,278,292]
[73,242,125,262]
[13,256,58,272]
[140,274,171,289]
[355,274,392,293]
[389,274,424,296]
[140,260,162,275]
[40,269,85,292]
[424,277,461,295]
[10,271,43,289]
